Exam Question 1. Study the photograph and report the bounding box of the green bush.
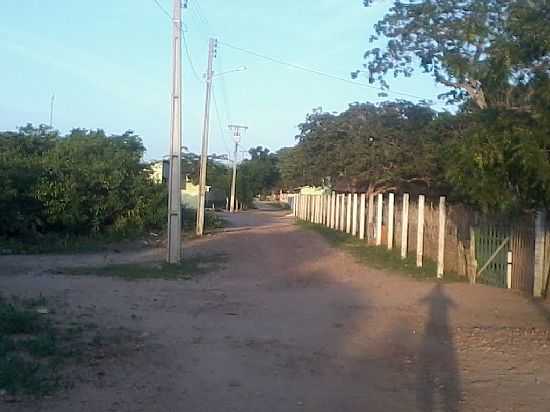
[0,125,167,241]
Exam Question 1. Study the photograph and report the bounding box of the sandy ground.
[1,208,550,412]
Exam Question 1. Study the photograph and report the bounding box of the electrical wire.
[217,40,429,101]
[152,0,431,101]
[212,86,232,157]
[151,0,202,82]
[151,0,171,18]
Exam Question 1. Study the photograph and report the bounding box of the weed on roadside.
[0,295,67,397]
[299,222,464,282]
[0,294,138,400]
[58,253,228,281]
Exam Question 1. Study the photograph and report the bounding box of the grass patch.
[0,231,160,255]
[60,253,228,281]
[261,202,290,210]
[0,295,74,397]
[299,222,464,282]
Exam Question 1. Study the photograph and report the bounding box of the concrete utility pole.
[228,125,248,213]
[196,38,218,236]
[49,94,55,128]
[167,0,183,264]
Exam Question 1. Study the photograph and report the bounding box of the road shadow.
[416,283,461,412]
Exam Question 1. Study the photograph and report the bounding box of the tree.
[0,125,167,239]
[0,125,58,236]
[235,146,281,205]
[357,0,550,111]
[289,102,442,195]
[277,146,307,190]
[444,109,550,212]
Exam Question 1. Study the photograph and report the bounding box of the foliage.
[299,222,463,282]
[444,109,550,212]
[276,146,307,190]
[0,295,71,396]
[0,125,167,241]
[357,0,550,112]
[181,207,227,233]
[0,125,58,237]
[287,101,443,195]
[280,99,550,212]
[60,253,228,281]
[236,146,281,206]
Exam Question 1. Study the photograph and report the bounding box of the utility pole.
[49,94,55,128]
[196,38,218,236]
[228,125,248,213]
[167,0,183,264]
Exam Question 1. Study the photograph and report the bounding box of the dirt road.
[1,209,550,412]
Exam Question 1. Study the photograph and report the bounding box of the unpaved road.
[1,209,550,412]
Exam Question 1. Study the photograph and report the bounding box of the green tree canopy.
[357,0,550,112]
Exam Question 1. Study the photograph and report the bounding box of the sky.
[0,0,451,161]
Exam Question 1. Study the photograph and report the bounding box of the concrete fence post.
[367,193,374,243]
[352,193,358,236]
[325,194,329,225]
[346,193,352,234]
[319,194,325,225]
[359,193,366,240]
[316,195,320,224]
[437,196,446,278]
[506,250,513,289]
[330,192,338,229]
[340,195,346,232]
[388,193,395,250]
[316,195,319,224]
[325,194,330,227]
[335,194,340,231]
[416,195,425,267]
[376,193,383,246]
[327,192,334,228]
[401,193,409,259]
[533,210,547,297]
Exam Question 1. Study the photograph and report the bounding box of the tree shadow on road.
[416,283,462,412]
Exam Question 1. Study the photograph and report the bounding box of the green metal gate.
[475,223,510,288]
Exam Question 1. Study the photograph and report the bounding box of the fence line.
[291,192,549,297]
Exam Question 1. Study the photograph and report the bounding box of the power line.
[212,87,232,156]
[152,0,171,18]
[218,40,430,101]
[152,0,431,101]
[182,30,202,81]
[151,0,202,82]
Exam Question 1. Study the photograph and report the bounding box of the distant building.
[149,160,212,210]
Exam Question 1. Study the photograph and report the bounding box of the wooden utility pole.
[196,38,218,236]
[228,125,247,213]
[167,0,183,264]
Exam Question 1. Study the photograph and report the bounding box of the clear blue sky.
[0,0,450,161]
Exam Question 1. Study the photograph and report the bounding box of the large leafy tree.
[290,101,442,195]
[357,0,550,111]
[0,125,58,236]
[236,146,281,205]
[444,109,550,212]
[0,125,167,238]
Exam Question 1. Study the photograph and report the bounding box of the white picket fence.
[289,192,550,297]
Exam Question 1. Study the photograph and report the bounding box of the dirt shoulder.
[1,209,549,412]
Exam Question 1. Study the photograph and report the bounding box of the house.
[149,160,212,210]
